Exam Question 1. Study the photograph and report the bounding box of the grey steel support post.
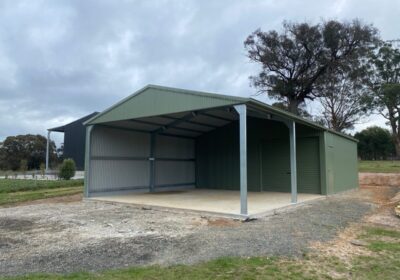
[84,125,94,198]
[149,133,156,192]
[234,104,248,215]
[45,130,51,171]
[288,121,297,204]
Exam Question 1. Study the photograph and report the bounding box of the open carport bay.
[84,85,359,216]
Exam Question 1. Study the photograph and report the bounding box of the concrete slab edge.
[84,194,328,221]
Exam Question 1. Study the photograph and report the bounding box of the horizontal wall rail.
[91,156,195,161]
[154,158,195,162]
[90,182,196,194]
[91,156,148,161]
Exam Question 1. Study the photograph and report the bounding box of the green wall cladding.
[260,137,320,193]
[196,122,240,190]
[324,132,359,194]
[196,117,322,193]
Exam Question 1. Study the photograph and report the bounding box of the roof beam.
[128,118,204,134]
[162,116,218,129]
[128,119,162,128]
[98,124,196,139]
[199,112,234,122]
[153,112,199,134]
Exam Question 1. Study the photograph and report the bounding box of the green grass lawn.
[0,179,83,206]
[359,160,400,173]
[2,226,400,280]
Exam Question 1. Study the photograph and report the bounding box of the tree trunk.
[389,115,400,158]
[287,98,300,115]
[394,136,400,159]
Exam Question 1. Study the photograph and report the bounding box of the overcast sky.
[0,0,399,145]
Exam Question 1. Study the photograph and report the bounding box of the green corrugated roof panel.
[86,85,248,125]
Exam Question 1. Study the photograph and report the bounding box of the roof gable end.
[86,85,248,125]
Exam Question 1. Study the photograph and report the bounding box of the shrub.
[20,159,28,178]
[39,163,45,178]
[58,159,76,180]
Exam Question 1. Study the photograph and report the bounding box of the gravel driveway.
[0,189,375,276]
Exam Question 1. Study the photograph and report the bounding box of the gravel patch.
[0,190,375,276]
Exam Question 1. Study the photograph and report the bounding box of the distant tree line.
[0,134,58,171]
[245,19,400,158]
[354,126,395,160]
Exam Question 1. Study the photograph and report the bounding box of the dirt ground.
[359,172,400,187]
[310,185,400,264]
[0,185,398,276]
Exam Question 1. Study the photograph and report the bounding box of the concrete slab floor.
[90,189,324,217]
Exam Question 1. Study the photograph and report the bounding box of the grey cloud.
[0,0,399,144]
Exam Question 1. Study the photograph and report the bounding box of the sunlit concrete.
[89,189,324,217]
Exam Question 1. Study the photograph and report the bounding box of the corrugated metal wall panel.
[325,132,358,194]
[261,139,291,192]
[197,117,322,193]
[196,122,240,190]
[90,160,150,192]
[154,135,195,187]
[91,126,150,157]
[89,125,197,194]
[260,137,321,193]
[62,113,98,170]
[155,135,195,158]
[155,161,195,185]
[297,137,321,193]
[89,126,151,194]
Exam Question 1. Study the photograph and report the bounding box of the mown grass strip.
[0,257,321,280]
[0,179,84,193]
[358,160,400,173]
[363,227,400,239]
[0,186,83,206]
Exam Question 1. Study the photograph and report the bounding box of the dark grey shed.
[47,112,98,170]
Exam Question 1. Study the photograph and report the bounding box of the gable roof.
[49,112,99,132]
[84,84,356,142]
[85,85,248,125]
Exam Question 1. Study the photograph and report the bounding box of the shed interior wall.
[87,113,328,196]
[196,116,322,194]
[88,126,195,194]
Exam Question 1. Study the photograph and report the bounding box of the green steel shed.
[83,85,358,216]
